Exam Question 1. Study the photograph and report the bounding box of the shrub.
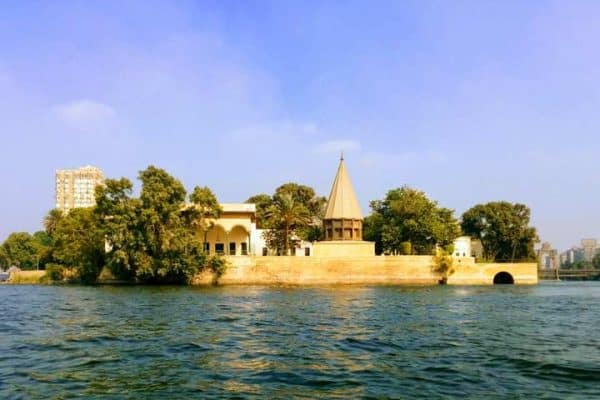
[44,263,65,282]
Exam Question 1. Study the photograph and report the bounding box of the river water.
[1,282,599,399]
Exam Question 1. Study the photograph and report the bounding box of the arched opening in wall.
[493,271,514,284]
[229,225,250,256]
[206,225,227,255]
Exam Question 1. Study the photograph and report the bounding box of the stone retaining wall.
[193,256,538,286]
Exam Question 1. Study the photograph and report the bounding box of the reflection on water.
[1,283,600,398]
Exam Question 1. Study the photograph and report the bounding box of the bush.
[44,263,65,282]
[400,241,412,255]
[206,255,228,284]
[432,246,455,284]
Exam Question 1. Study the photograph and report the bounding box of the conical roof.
[324,156,363,220]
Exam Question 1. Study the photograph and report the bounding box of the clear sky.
[1,0,598,251]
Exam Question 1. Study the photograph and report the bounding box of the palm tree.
[43,209,64,236]
[267,193,312,255]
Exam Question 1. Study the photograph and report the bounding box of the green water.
[1,282,599,399]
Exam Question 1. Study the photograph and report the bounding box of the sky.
[1,0,599,251]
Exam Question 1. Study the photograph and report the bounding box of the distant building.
[537,242,559,270]
[560,247,584,266]
[560,239,600,267]
[55,166,105,212]
[581,239,598,262]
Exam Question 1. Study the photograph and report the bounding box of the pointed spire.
[324,157,363,220]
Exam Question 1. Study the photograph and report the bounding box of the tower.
[323,155,364,240]
[312,156,374,257]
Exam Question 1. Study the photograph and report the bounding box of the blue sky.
[1,0,599,251]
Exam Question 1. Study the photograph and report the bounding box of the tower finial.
[340,151,344,161]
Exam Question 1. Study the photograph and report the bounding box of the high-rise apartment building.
[581,239,598,262]
[55,166,105,211]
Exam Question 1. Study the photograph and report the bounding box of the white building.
[55,166,105,211]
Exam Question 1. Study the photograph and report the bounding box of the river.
[1,282,599,399]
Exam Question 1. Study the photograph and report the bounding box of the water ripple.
[1,283,600,398]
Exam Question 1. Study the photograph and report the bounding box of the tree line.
[0,169,540,284]
[0,166,225,284]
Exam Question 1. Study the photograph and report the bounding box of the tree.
[32,231,54,268]
[95,167,227,284]
[461,202,538,262]
[593,253,600,270]
[245,194,272,229]
[266,192,312,255]
[364,187,460,255]
[0,247,8,269]
[95,177,141,281]
[190,186,222,246]
[1,232,38,269]
[247,183,326,254]
[51,208,105,283]
[43,209,64,236]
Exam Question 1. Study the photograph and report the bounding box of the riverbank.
[3,256,538,286]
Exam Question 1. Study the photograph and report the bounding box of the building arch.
[229,225,250,256]
[493,271,514,284]
[206,224,228,255]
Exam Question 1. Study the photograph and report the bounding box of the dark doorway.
[493,272,514,284]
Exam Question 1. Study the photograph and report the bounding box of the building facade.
[55,166,105,212]
[203,203,257,256]
[537,242,559,270]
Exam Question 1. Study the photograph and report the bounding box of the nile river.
[1,282,599,399]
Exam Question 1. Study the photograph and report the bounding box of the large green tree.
[245,194,272,229]
[364,186,460,255]
[247,183,325,254]
[51,208,106,283]
[95,177,142,281]
[43,209,64,236]
[1,232,38,269]
[461,201,538,262]
[96,166,220,283]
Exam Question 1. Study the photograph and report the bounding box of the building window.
[204,242,210,253]
[229,242,236,255]
[262,247,268,256]
[241,243,248,255]
[215,243,225,255]
[305,247,310,256]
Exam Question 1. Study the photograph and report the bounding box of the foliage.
[563,260,592,270]
[432,245,455,284]
[266,192,312,255]
[594,253,600,270]
[51,207,105,284]
[461,202,538,262]
[95,166,226,284]
[245,194,272,229]
[43,209,64,236]
[400,241,412,256]
[190,186,222,245]
[44,263,65,282]
[247,183,326,255]
[1,232,38,269]
[94,177,141,281]
[206,255,228,281]
[364,187,461,255]
[0,247,8,269]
